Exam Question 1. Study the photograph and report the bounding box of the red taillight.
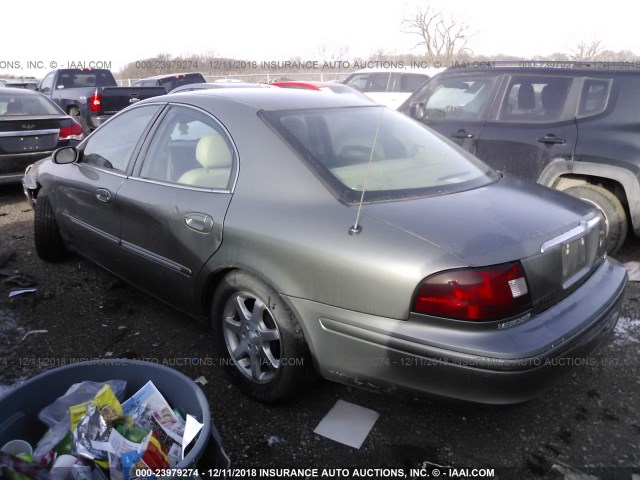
[413,262,531,321]
[89,90,101,112]
[59,122,84,141]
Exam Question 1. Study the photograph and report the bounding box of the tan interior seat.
[177,134,233,189]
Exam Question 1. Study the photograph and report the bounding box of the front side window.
[399,73,430,92]
[500,76,573,122]
[262,106,497,203]
[139,106,235,190]
[344,74,370,91]
[82,105,160,173]
[421,76,497,121]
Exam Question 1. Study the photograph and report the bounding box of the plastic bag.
[39,380,126,429]
[33,380,126,464]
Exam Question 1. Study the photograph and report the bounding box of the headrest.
[196,134,233,170]
[517,82,535,110]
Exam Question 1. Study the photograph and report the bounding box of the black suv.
[132,72,206,93]
[399,64,640,253]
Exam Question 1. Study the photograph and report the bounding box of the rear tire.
[212,271,315,403]
[34,194,66,262]
[564,184,627,254]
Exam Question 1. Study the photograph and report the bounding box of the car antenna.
[349,1,408,236]
[349,105,385,236]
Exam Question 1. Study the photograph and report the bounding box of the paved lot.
[1,184,639,479]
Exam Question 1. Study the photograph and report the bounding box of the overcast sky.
[0,0,635,77]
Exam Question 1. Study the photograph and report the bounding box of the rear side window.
[500,76,573,122]
[578,78,611,117]
[139,106,235,190]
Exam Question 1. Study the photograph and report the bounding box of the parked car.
[133,72,206,93]
[23,89,626,404]
[271,80,372,101]
[342,68,438,108]
[36,69,166,134]
[0,79,38,90]
[0,87,82,184]
[400,64,640,253]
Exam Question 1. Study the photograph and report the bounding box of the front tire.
[212,271,315,403]
[34,194,66,261]
[564,184,627,254]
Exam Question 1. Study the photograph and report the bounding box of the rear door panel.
[475,75,579,180]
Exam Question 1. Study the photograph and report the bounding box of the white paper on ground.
[313,399,379,449]
[624,262,640,281]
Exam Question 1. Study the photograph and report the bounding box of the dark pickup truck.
[36,69,165,133]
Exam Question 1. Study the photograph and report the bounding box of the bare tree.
[404,4,474,64]
[570,39,604,61]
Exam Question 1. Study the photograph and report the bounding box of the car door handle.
[451,130,474,139]
[96,188,112,203]
[184,213,214,233]
[538,134,566,145]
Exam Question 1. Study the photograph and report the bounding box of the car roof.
[136,72,204,81]
[171,82,263,92]
[441,64,640,76]
[347,67,433,75]
[271,81,344,89]
[160,87,376,111]
[0,86,42,97]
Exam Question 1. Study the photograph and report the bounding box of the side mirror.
[52,146,78,165]
[409,102,426,121]
[40,87,51,94]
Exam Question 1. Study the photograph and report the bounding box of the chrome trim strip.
[120,240,192,275]
[61,213,119,244]
[0,129,59,137]
[126,175,232,194]
[540,217,600,253]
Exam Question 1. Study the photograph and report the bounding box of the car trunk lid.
[363,175,605,313]
[0,116,65,154]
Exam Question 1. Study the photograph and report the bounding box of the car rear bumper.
[286,257,627,404]
[0,152,52,184]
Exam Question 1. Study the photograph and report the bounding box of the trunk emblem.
[21,124,36,129]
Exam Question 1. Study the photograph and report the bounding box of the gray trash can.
[0,359,229,477]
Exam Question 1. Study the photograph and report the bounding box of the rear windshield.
[262,106,497,203]
[0,92,62,116]
[55,70,116,88]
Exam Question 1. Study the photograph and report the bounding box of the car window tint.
[344,74,369,91]
[500,76,573,122]
[578,78,611,117]
[139,106,235,190]
[399,73,430,92]
[82,105,160,173]
[263,106,497,203]
[423,77,497,120]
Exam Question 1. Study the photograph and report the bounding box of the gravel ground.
[1,183,639,480]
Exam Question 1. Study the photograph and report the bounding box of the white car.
[342,68,441,109]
